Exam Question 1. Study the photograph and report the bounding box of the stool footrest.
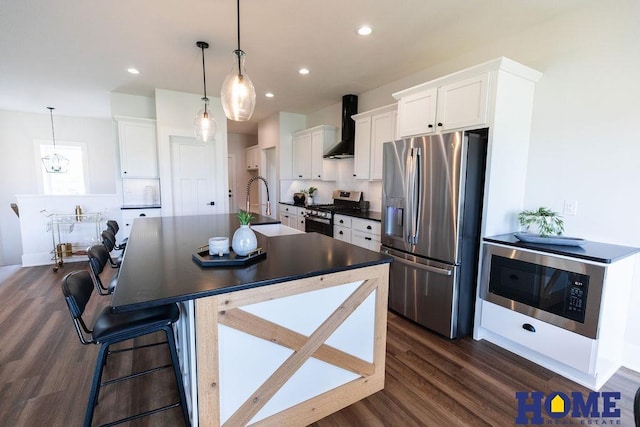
[100,401,182,427]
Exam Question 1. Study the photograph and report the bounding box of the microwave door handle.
[383,250,453,276]
[412,147,422,244]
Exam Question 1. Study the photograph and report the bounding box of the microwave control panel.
[565,272,589,321]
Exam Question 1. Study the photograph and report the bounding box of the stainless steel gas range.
[304,190,363,237]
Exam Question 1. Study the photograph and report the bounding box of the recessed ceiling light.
[127,68,140,75]
[265,92,274,98]
[299,68,310,75]
[357,25,372,36]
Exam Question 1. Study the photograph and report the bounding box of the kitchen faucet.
[245,176,271,216]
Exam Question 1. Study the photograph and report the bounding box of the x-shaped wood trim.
[221,277,378,426]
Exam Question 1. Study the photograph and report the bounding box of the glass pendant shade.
[221,50,256,122]
[41,152,70,174]
[42,107,69,173]
[194,98,217,142]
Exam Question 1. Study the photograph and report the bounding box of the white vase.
[232,225,257,256]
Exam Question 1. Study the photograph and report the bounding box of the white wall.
[0,109,118,265]
[306,1,640,371]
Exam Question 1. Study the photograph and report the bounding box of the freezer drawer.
[382,246,459,338]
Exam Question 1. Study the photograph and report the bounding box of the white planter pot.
[232,225,258,256]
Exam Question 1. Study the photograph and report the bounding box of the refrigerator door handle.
[413,147,422,244]
[382,249,453,276]
[404,148,414,244]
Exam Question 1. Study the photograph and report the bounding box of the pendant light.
[41,107,69,173]
[194,41,217,142]
[220,0,256,122]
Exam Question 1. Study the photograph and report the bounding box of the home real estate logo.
[515,391,622,425]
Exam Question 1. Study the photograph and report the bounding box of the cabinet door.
[369,111,396,180]
[353,116,372,180]
[333,225,351,243]
[118,120,158,178]
[292,133,312,179]
[310,131,325,180]
[245,146,259,170]
[121,208,162,239]
[396,87,437,138]
[436,73,489,131]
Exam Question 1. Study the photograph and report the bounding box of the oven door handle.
[382,249,453,276]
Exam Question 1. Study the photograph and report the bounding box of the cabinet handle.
[123,171,127,174]
[365,237,372,241]
[298,175,303,178]
[366,225,372,230]
[139,213,146,217]
[522,323,536,333]
[428,124,433,129]
[353,174,357,177]
[339,219,344,224]
[437,122,443,127]
[317,175,321,178]
[339,231,343,235]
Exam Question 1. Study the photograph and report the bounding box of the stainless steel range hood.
[323,94,358,159]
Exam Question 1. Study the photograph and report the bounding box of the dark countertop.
[121,205,162,210]
[279,202,382,222]
[111,214,392,312]
[335,210,382,222]
[484,233,640,264]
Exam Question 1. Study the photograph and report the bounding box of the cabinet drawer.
[296,206,307,216]
[351,218,381,235]
[334,214,352,228]
[351,230,380,251]
[280,204,296,214]
[333,225,351,243]
[481,301,595,373]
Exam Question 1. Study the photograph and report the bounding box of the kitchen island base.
[185,263,389,426]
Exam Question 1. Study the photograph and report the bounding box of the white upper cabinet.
[353,104,396,181]
[394,70,489,138]
[116,117,158,178]
[292,125,337,181]
[245,145,259,170]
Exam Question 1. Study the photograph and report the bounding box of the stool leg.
[164,325,190,426]
[85,343,110,427]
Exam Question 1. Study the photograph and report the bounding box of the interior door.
[170,137,222,216]
[227,154,236,212]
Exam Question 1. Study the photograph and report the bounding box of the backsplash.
[280,159,382,211]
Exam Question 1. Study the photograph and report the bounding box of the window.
[36,141,89,195]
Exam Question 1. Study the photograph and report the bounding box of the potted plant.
[304,187,318,206]
[232,210,257,256]
[518,207,564,237]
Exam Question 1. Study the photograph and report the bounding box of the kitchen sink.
[251,223,303,237]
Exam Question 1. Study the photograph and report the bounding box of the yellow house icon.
[550,395,566,413]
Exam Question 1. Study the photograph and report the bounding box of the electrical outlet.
[564,200,578,216]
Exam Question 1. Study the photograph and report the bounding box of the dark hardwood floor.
[1,263,638,426]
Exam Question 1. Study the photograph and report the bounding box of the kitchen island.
[111,214,392,426]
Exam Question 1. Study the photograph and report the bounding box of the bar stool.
[634,386,639,427]
[101,230,123,268]
[87,245,118,295]
[106,220,127,250]
[61,270,190,427]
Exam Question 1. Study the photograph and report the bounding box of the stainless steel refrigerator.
[381,129,488,338]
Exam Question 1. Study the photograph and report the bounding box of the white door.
[170,137,221,216]
[227,154,237,212]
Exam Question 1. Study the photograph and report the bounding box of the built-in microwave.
[480,244,605,339]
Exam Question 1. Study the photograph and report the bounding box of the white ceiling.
[0,0,590,135]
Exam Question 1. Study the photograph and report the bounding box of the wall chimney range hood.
[324,94,358,159]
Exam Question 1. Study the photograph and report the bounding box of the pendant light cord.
[199,42,209,114]
[48,107,57,149]
[236,0,242,75]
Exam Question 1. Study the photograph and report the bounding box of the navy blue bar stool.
[106,220,127,250]
[100,230,123,268]
[61,270,190,426]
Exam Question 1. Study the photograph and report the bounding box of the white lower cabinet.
[279,204,306,232]
[121,208,162,239]
[333,215,380,251]
[480,301,595,373]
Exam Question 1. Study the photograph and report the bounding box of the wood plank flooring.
[0,264,638,426]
